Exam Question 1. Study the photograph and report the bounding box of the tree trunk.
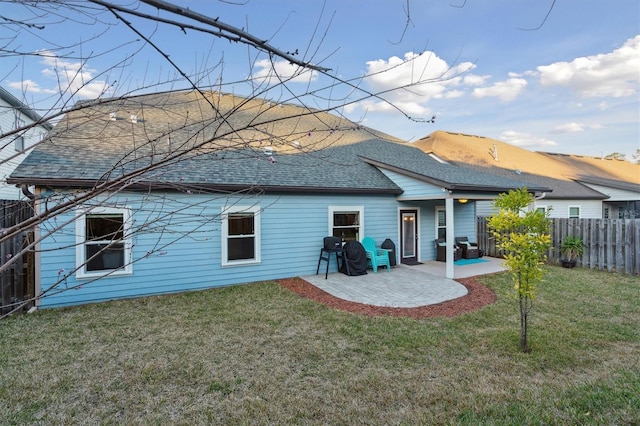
[519,294,530,353]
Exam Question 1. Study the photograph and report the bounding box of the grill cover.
[340,240,368,276]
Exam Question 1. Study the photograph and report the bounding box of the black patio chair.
[435,238,462,262]
[454,237,480,259]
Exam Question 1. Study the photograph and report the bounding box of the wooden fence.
[0,200,35,315]
[477,217,640,275]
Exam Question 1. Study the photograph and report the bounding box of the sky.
[3,0,639,160]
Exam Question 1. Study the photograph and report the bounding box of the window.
[15,136,25,152]
[222,205,261,265]
[76,207,132,278]
[435,206,446,239]
[536,206,548,215]
[14,117,25,152]
[329,206,363,242]
[568,206,580,219]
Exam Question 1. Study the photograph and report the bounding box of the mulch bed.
[277,276,497,319]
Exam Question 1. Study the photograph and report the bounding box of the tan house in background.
[413,130,640,219]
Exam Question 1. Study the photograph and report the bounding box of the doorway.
[399,209,418,265]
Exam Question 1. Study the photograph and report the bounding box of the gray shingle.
[10,90,547,194]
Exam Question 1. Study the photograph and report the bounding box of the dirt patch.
[277,276,496,319]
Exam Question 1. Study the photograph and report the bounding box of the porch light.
[459,199,468,204]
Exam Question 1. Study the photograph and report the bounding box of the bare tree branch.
[88,0,332,71]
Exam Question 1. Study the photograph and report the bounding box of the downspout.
[533,192,546,211]
[21,184,34,200]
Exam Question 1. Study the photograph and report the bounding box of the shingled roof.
[9,91,548,195]
[413,130,640,199]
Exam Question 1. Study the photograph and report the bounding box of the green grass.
[1,266,638,425]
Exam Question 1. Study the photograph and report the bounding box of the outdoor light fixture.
[459,199,468,204]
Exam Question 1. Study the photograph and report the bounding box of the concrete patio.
[301,256,507,308]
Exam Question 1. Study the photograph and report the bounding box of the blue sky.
[4,0,639,159]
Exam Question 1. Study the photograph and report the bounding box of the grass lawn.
[1,265,638,425]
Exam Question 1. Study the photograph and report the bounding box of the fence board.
[0,200,35,315]
[477,217,640,275]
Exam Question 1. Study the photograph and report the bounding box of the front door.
[399,210,418,264]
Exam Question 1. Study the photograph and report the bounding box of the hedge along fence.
[477,217,640,275]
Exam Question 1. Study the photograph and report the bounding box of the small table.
[316,248,349,279]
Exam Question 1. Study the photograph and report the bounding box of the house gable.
[0,86,52,199]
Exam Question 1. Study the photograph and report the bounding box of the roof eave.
[8,178,403,195]
[360,157,552,193]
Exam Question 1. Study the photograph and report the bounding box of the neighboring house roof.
[9,91,548,195]
[412,130,640,199]
[0,87,53,131]
[537,152,640,193]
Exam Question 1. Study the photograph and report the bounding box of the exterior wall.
[36,191,403,307]
[378,170,478,261]
[475,200,496,217]
[378,169,446,198]
[536,199,602,219]
[36,188,481,308]
[479,199,604,219]
[0,95,49,200]
[581,183,640,202]
[397,199,476,262]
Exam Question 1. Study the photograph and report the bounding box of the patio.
[301,256,506,308]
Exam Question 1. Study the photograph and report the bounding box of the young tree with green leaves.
[488,188,551,353]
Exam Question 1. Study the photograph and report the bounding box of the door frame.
[399,209,419,264]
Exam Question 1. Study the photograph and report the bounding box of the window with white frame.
[14,117,25,152]
[76,207,132,278]
[329,206,363,242]
[568,206,580,219]
[536,206,548,215]
[435,206,446,239]
[15,136,25,152]
[222,205,261,265]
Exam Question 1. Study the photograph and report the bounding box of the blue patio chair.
[362,237,391,273]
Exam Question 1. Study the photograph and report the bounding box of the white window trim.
[15,135,25,152]
[221,205,261,267]
[568,205,581,219]
[435,206,446,239]
[328,206,364,241]
[75,206,133,279]
[535,205,548,214]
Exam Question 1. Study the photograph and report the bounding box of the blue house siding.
[379,169,445,198]
[36,191,402,307]
[396,200,476,262]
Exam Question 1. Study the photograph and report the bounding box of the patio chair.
[435,238,462,262]
[455,236,480,259]
[362,237,391,273]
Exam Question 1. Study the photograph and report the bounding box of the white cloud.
[347,51,481,117]
[7,80,57,95]
[500,130,557,148]
[462,74,489,86]
[251,59,318,86]
[554,122,586,133]
[553,122,604,133]
[363,51,476,95]
[471,78,527,101]
[8,51,109,99]
[37,50,109,99]
[537,35,640,98]
[443,90,464,99]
